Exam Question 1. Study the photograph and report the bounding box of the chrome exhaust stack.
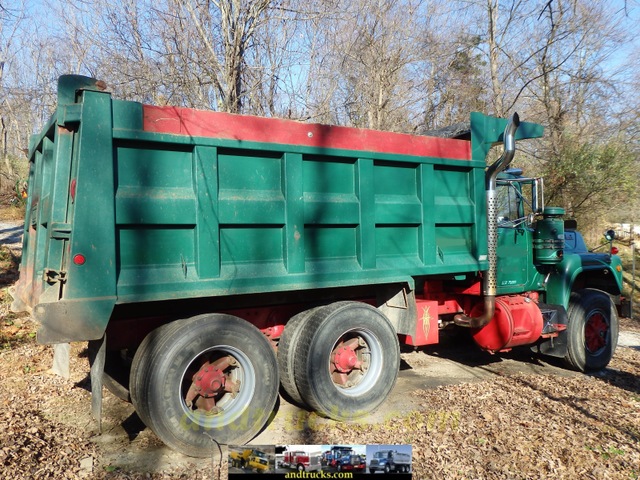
[454,113,520,328]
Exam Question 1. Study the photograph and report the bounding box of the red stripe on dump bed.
[143,105,471,160]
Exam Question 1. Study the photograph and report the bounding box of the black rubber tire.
[384,464,391,474]
[130,321,184,429]
[293,301,400,420]
[277,307,320,406]
[129,314,279,457]
[565,288,619,372]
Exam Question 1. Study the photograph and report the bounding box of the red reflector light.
[610,247,619,255]
[73,254,86,265]
[70,179,77,202]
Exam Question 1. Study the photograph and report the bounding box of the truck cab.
[494,168,623,303]
[484,169,623,370]
[336,453,365,472]
[283,450,321,472]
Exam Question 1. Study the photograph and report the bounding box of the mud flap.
[617,297,631,319]
[531,303,568,358]
[88,335,106,434]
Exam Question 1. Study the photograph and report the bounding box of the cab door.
[494,178,540,294]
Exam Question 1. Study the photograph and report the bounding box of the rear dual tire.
[277,307,320,406]
[292,301,400,420]
[129,314,279,457]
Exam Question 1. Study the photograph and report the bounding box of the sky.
[610,0,640,69]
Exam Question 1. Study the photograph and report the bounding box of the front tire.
[293,301,400,420]
[129,314,279,457]
[565,289,618,371]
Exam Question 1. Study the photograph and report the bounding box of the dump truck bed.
[12,75,496,343]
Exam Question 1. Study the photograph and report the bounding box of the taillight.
[610,246,619,255]
[73,254,86,265]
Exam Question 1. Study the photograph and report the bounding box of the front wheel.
[129,314,279,457]
[293,301,400,420]
[565,289,619,372]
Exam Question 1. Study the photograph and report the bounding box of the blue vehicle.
[336,453,365,472]
[322,446,353,468]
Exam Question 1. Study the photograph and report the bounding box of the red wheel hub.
[330,337,365,386]
[585,313,608,353]
[185,355,240,413]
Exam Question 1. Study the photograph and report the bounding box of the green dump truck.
[11,75,623,458]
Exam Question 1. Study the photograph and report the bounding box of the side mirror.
[604,230,616,242]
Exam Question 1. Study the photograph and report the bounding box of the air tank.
[533,207,565,265]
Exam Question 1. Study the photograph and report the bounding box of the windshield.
[374,452,390,459]
[495,183,521,226]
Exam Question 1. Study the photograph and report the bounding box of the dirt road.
[0,220,23,250]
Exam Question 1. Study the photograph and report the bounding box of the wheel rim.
[584,310,609,354]
[328,328,383,396]
[180,345,256,428]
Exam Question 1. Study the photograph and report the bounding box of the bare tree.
[300,0,441,132]
[179,0,272,113]
[0,0,30,192]
[523,0,636,225]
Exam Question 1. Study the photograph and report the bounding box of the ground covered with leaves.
[328,346,640,479]
[2,234,640,479]
[1,305,639,479]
